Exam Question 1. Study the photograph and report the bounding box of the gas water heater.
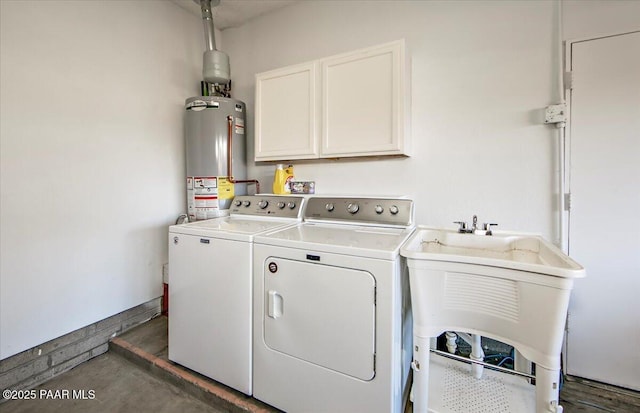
[183,0,258,221]
[184,96,247,221]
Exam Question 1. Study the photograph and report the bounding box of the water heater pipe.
[227,116,260,194]
[197,0,230,85]
[199,0,218,51]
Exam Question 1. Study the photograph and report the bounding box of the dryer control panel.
[229,195,305,218]
[304,197,413,227]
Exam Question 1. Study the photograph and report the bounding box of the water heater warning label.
[188,176,220,220]
[194,177,217,189]
[235,118,245,135]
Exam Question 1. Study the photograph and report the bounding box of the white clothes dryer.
[252,196,415,413]
[168,195,305,395]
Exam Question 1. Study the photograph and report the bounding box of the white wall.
[563,0,640,40]
[223,0,563,240]
[0,0,202,359]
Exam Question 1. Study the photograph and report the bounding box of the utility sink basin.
[400,226,586,347]
[401,226,585,278]
[402,226,587,412]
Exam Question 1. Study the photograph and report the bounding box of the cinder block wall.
[0,299,160,398]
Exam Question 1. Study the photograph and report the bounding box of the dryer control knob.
[375,205,384,214]
[325,203,335,212]
[277,202,286,209]
[258,200,269,209]
[347,203,359,214]
[243,200,251,207]
[234,199,242,207]
[287,202,296,209]
[389,205,399,215]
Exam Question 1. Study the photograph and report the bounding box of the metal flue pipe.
[199,0,218,51]
[196,0,230,85]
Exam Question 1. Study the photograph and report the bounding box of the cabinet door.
[254,62,319,161]
[321,40,409,157]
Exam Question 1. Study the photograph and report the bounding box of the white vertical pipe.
[556,0,569,254]
[469,334,485,379]
[454,332,485,378]
[514,349,533,383]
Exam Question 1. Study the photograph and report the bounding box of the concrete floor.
[2,316,639,413]
[0,352,223,413]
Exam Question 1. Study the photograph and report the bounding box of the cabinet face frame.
[320,40,408,158]
[254,62,320,161]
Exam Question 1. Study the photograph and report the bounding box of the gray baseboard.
[0,298,161,399]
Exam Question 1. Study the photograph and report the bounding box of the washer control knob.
[347,203,359,214]
[277,201,286,209]
[389,205,399,215]
[258,200,269,209]
[242,200,251,207]
[287,201,296,209]
[325,203,335,212]
[375,205,384,214]
[234,199,242,207]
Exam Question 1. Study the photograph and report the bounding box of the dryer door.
[263,258,376,380]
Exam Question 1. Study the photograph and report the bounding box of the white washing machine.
[252,196,415,413]
[168,195,305,395]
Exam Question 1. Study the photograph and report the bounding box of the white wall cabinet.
[255,40,409,161]
[254,62,320,160]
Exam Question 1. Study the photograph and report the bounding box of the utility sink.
[402,226,587,412]
[401,227,585,278]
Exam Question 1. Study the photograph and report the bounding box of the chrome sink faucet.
[482,222,498,236]
[453,218,473,233]
[454,215,498,235]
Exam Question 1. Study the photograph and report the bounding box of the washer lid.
[254,223,416,260]
[169,216,300,242]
